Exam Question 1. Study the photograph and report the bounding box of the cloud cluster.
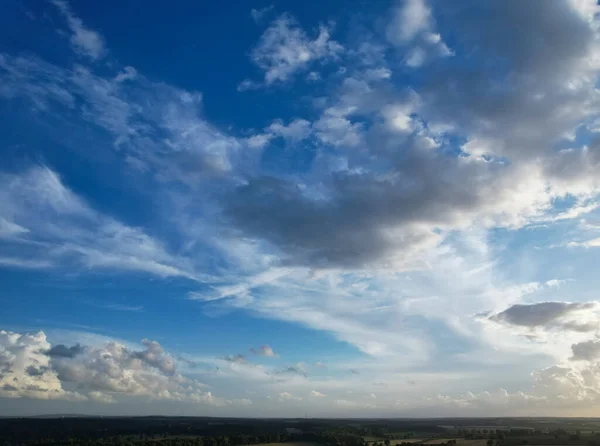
[246,14,342,85]
[217,2,600,274]
[0,330,239,407]
[0,330,83,401]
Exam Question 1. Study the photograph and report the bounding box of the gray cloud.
[561,321,599,333]
[50,337,227,405]
[571,340,600,361]
[177,356,197,369]
[44,343,85,358]
[277,364,307,377]
[26,365,49,377]
[224,354,247,364]
[424,0,599,160]
[488,302,598,339]
[249,345,278,357]
[225,151,538,268]
[489,302,596,329]
[130,339,176,375]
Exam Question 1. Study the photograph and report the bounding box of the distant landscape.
[4,417,600,446]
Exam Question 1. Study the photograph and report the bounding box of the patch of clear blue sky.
[0,266,362,363]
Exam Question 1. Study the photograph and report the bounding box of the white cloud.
[567,237,600,248]
[386,0,451,66]
[405,47,426,67]
[307,71,321,81]
[278,391,302,401]
[19,333,233,406]
[0,330,85,401]
[0,166,199,280]
[52,1,106,60]
[88,391,116,404]
[0,217,28,238]
[114,66,137,83]
[249,14,343,84]
[388,0,431,43]
[314,108,363,147]
[251,5,274,23]
[311,390,326,397]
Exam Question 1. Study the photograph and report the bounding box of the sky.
[2,0,600,418]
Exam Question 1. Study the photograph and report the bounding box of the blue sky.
[2,0,600,417]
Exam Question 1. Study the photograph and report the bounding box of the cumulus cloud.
[0,329,246,406]
[130,339,176,375]
[311,390,326,397]
[0,330,84,401]
[219,0,600,270]
[248,14,343,84]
